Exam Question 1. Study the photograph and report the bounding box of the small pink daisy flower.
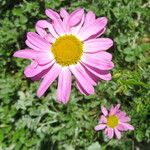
[14,8,114,104]
[95,104,134,139]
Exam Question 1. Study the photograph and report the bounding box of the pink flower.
[13,8,114,104]
[95,104,134,139]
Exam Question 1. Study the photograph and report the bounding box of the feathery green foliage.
[0,0,150,149]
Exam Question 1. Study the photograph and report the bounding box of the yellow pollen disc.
[107,115,119,128]
[51,35,83,66]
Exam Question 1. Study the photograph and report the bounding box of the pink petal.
[75,65,97,95]
[44,34,55,43]
[120,123,134,131]
[70,65,94,95]
[76,64,97,86]
[76,68,99,94]
[31,68,50,81]
[76,81,94,96]
[71,14,85,35]
[37,63,61,97]
[81,55,114,71]
[109,105,116,115]
[27,32,50,51]
[78,17,107,41]
[94,28,106,38]
[101,106,108,116]
[82,52,112,63]
[80,64,100,84]
[99,115,107,123]
[110,104,121,115]
[107,128,114,139]
[116,124,126,131]
[36,51,54,65]
[84,51,113,61]
[24,61,54,78]
[116,111,126,118]
[76,81,88,95]
[45,9,65,35]
[115,104,121,110]
[45,9,60,20]
[69,8,84,27]
[104,128,108,134]
[13,49,38,59]
[83,11,95,28]
[119,116,131,123]
[87,28,106,40]
[60,8,70,33]
[95,124,106,131]
[25,40,41,51]
[14,49,54,65]
[35,20,47,37]
[114,128,121,139]
[36,20,58,38]
[52,19,66,36]
[81,63,112,81]
[60,8,69,18]
[84,38,113,53]
[57,67,72,104]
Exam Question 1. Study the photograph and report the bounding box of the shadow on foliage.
[137,142,150,150]
[0,0,21,16]
[60,0,71,7]
[39,135,58,150]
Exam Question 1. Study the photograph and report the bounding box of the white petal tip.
[130,126,135,130]
[94,126,99,131]
[37,92,42,98]
[13,52,18,57]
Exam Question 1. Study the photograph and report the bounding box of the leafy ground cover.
[0,0,150,149]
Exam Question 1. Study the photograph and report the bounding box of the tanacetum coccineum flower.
[14,8,114,104]
[95,104,134,139]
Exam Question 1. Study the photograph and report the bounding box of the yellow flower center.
[107,115,119,128]
[51,35,83,66]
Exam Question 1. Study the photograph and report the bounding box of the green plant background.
[0,0,150,150]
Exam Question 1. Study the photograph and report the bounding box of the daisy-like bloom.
[95,104,134,139]
[13,8,114,104]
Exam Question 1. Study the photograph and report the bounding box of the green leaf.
[0,130,4,143]
[125,56,136,62]
[87,142,101,150]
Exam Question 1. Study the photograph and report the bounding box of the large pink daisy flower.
[95,104,134,139]
[14,8,114,104]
